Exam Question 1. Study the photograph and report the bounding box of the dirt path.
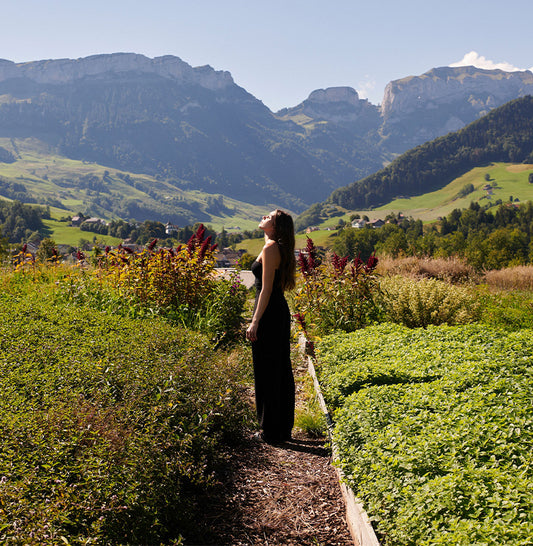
[196,433,354,545]
[186,353,354,545]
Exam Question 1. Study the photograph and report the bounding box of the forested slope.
[328,96,533,210]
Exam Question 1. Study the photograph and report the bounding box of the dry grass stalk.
[482,265,533,291]
[377,256,478,284]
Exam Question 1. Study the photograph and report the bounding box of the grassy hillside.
[374,163,533,220]
[312,162,533,226]
[346,162,533,223]
[0,137,269,234]
[237,162,533,256]
[327,96,533,212]
[41,219,122,246]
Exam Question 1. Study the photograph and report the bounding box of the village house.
[215,247,246,267]
[351,218,366,229]
[165,222,179,235]
[351,218,385,229]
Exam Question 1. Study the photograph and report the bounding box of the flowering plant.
[292,237,380,339]
[78,224,247,344]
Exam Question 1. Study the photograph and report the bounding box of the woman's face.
[259,210,277,233]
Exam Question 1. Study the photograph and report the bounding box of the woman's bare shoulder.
[263,240,280,255]
[262,241,281,267]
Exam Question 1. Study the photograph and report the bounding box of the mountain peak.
[307,86,360,104]
[277,86,379,130]
[380,65,533,151]
[0,53,234,91]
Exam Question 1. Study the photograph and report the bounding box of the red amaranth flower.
[147,238,158,251]
[22,244,27,254]
[305,237,317,270]
[195,224,206,242]
[76,250,85,261]
[199,236,212,260]
[332,252,349,275]
[365,254,378,272]
[123,246,134,254]
[105,246,111,254]
[210,243,218,252]
[187,234,197,255]
[297,252,309,275]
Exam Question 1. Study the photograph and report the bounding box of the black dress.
[251,260,295,443]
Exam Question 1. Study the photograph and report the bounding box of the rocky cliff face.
[277,86,381,135]
[380,66,533,151]
[0,53,234,91]
[279,66,533,153]
[0,54,386,212]
[0,53,532,216]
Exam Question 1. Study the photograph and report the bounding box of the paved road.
[216,268,255,289]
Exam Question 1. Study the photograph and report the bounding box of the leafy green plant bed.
[0,275,251,544]
[317,323,533,545]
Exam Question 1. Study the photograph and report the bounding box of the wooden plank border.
[300,338,381,546]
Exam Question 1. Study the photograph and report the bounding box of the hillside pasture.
[42,218,122,247]
[0,137,267,234]
[311,162,533,228]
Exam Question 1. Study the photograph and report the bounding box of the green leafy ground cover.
[0,272,251,544]
[317,323,533,545]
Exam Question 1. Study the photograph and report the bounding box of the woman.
[246,209,296,445]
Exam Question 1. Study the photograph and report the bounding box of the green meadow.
[41,219,122,247]
[332,162,533,224]
[0,137,268,239]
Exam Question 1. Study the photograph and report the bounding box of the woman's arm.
[246,242,280,342]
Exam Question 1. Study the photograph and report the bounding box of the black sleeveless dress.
[251,260,295,443]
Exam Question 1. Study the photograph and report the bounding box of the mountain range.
[0,53,532,222]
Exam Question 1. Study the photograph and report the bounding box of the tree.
[333,227,377,260]
[36,238,58,263]
[237,252,255,270]
[216,228,229,249]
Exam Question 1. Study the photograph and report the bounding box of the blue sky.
[1,0,531,111]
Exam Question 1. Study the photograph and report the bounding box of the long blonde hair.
[274,209,296,291]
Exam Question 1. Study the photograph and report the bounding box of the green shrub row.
[317,323,533,545]
[378,275,481,328]
[0,283,251,544]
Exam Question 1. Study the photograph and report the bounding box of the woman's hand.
[246,321,258,342]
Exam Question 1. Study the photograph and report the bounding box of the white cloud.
[450,51,531,73]
[356,76,377,100]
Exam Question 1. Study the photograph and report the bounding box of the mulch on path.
[187,430,354,545]
[182,343,354,545]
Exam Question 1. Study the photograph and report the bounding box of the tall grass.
[482,265,533,290]
[377,255,478,284]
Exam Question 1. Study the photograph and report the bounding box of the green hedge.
[0,285,250,544]
[317,324,533,545]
